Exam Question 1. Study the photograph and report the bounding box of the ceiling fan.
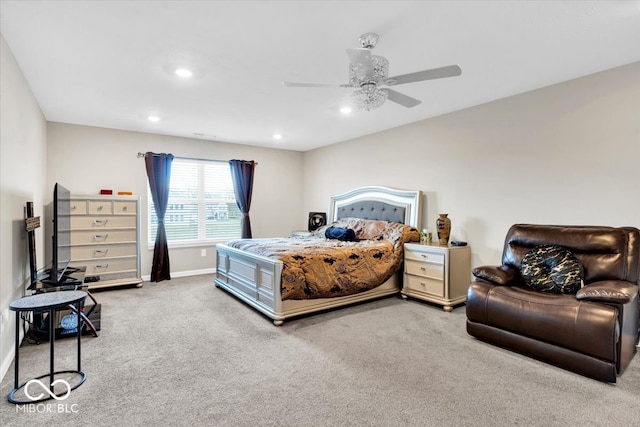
[284,32,462,111]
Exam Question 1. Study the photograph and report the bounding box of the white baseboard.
[141,268,215,282]
[0,322,25,384]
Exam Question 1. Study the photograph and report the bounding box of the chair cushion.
[520,245,583,294]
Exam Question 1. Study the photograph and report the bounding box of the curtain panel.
[229,160,256,239]
[145,152,174,282]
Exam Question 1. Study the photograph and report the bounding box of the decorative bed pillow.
[316,218,419,246]
[324,226,357,241]
[520,245,583,294]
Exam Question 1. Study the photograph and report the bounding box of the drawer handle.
[420,267,427,271]
[97,205,104,211]
[93,234,108,240]
[420,282,427,287]
[93,219,109,226]
[95,264,109,269]
[71,205,77,210]
[121,206,128,211]
[93,249,109,256]
[421,254,428,259]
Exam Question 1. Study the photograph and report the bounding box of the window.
[148,159,241,246]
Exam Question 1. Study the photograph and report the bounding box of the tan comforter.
[226,218,419,300]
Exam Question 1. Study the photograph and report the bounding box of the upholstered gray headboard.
[336,201,406,224]
[328,186,421,228]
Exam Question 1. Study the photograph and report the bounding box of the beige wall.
[0,35,48,379]
[46,123,305,278]
[302,61,640,268]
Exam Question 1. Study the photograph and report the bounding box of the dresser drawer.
[404,274,445,297]
[88,200,113,215]
[70,258,137,275]
[404,247,445,264]
[71,216,137,229]
[405,260,444,280]
[71,243,137,260]
[113,200,137,215]
[70,229,137,245]
[69,200,88,215]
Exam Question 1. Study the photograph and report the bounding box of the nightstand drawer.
[405,260,444,279]
[403,274,444,297]
[404,247,445,264]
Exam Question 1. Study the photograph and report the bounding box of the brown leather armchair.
[466,224,640,382]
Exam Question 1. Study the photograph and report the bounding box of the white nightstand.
[402,242,471,312]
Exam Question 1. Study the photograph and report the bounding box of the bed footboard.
[214,243,400,325]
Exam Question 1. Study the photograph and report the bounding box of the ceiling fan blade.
[383,89,422,108]
[346,48,373,76]
[284,82,342,88]
[385,65,462,86]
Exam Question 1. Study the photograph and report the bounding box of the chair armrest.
[472,265,520,286]
[576,281,639,304]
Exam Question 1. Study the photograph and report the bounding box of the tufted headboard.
[328,186,421,228]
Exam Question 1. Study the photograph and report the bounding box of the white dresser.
[402,242,471,311]
[68,195,142,289]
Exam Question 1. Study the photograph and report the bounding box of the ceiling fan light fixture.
[352,88,387,111]
[349,55,388,86]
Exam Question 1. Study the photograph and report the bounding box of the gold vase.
[436,213,451,245]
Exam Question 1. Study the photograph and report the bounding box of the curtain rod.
[137,152,257,165]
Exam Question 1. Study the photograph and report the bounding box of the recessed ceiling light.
[340,106,352,114]
[273,133,283,140]
[148,115,160,122]
[175,68,193,78]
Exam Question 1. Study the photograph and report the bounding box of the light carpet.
[1,274,639,426]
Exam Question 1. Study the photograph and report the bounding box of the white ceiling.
[2,1,639,152]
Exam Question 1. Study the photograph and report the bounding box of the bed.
[214,186,422,325]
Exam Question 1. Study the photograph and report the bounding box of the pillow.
[324,226,357,241]
[520,245,583,294]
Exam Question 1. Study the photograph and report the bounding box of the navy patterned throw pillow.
[520,245,583,294]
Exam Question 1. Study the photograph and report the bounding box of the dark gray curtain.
[229,160,255,239]
[145,152,174,282]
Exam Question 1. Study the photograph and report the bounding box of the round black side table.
[8,291,87,404]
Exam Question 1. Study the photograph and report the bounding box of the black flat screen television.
[49,182,72,283]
